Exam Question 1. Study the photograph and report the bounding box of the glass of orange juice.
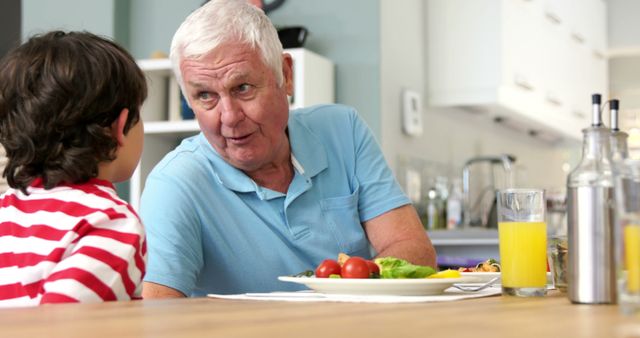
[614,166,640,315]
[497,188,547,297]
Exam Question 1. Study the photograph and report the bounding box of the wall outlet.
[402,90,423,136]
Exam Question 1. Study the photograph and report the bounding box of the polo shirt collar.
[287,114,328,178]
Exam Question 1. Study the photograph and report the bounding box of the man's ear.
[112,108,130,146]
[282,53,294,96]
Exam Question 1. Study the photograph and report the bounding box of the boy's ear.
[112,108,130,146]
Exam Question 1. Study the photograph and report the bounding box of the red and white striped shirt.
[0,178,146,307]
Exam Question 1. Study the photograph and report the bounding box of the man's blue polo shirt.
[140,104,410,296]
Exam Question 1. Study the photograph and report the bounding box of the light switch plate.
[402,90,423,136]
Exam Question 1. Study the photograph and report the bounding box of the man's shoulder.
[291,104,356,119]
[151,134,208,174]
[290,104,358,132]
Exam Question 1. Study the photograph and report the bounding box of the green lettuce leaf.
[374,257,436,278]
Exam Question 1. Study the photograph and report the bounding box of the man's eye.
[198,92,212,101]
[236,83,252,94]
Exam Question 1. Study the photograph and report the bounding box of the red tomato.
[341,257,370,278]
[546,259,550,272]
[365,260,380,275]
[315,259,341,278]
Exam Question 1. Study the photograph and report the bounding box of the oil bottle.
[566,93,617,304]
[609,99,628,164]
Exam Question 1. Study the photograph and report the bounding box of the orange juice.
[499,221,548,288]
[625,224,640,293]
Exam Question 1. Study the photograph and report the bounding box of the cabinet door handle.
[514,75,534,91]
[546,92,562,106]
[593,50,605,60]
[572,110,586,119]
[545,11,562,25]
[571,32,585,44]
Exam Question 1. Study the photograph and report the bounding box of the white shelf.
[137,58,172,73]
[145,120,200,135]
[608,47,640,58]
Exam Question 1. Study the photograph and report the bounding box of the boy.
[0,31,147,306]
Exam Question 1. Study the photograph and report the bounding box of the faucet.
[462,154,516,227]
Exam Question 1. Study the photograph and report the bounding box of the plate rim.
[459,272,501,276]
[278,275,475,284]
[278,275,477,296]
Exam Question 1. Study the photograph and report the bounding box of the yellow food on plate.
[457,259,501,272]
[337,252,351,266]
[427,269,461,279]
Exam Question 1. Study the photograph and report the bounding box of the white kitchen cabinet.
[127,49,334,209]
[286,48,335,109]
[425,0,608,142]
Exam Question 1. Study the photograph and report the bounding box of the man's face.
[180,42,293,173]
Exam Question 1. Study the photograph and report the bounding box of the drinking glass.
[614,161,640,315]
[547,236,568,293]
[497,189,548,297]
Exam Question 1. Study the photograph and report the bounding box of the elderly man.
[141,0,436,298]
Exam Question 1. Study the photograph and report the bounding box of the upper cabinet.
[425,0,608,142]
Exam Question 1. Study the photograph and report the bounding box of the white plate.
[460,272,501,283]
[278,276,477,296]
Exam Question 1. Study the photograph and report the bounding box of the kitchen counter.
[429,229,500,267]
[0,291,637,338]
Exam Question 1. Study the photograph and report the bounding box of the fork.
[451,276,501,292]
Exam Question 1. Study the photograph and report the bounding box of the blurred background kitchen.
[1,0,638,267]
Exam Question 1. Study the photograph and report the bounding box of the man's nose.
[219,97,244,126]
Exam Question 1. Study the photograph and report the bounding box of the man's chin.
[227,154,263,173]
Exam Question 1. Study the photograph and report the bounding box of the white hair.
[170,0,284,97]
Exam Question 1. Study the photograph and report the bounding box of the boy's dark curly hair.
[0,31,147,193]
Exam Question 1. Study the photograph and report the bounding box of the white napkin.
[207,286,502,303]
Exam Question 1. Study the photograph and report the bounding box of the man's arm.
[363,204,437,267]
[142,282,186,299]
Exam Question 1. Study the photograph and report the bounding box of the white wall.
[607,0,640,143]
[128,0,202,59]
[22,0,115,39]
[607,0,640,51]
[268,0,382,137]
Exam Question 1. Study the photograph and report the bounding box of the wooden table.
[0,291,638,338]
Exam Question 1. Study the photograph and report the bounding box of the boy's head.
[0,31,147,193]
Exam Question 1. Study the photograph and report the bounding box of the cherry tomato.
[365,260,380,275]
[315,259,341,278]
[546,260,550,272]
[341,257,370,278]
